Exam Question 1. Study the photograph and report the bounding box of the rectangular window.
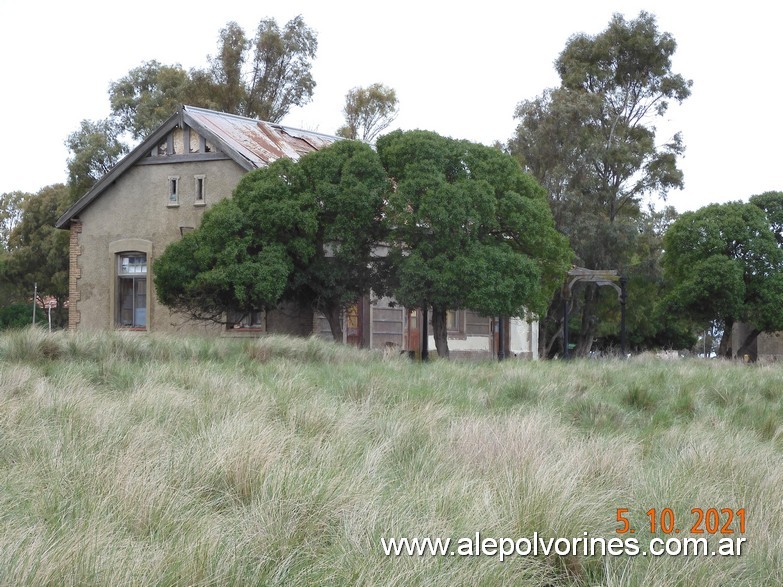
[168,176,179,206]
[445,310,465,336]
[116,253,147,328]
[194,175,206,205]
[119,255,146,274]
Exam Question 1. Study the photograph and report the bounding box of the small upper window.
[168,176,179,206]
[194,175,206,205]
[119,255,147,275]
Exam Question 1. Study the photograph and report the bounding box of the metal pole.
[497,316,505,361]
[421,307,429,362]
[32,282,37,325]
[48,304,52,333]
[704,328,707,358]
[620,276,628,358]
[562,297,569,360]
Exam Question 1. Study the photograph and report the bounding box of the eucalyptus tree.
[336,83,399,142]
[108,60,193,141]
[510,11,692,357]
[0,191,29,251]
[65,118,127,201]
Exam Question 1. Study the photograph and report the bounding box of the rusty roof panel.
[184,106,339,169]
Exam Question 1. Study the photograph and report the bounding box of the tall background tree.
[377,130,571,358]
[242,15,318,122]
[0,190,32,327]
[509,11,692,357]
[65,119,128,202]
[336,83,399,142]
[0,191,29,251]
[108,60,193,141]
[590,204,695,353]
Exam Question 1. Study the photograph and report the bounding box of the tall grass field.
[1,328,781,586]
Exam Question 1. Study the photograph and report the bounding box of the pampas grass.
[0,328,781,586]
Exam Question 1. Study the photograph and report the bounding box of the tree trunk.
[541,318,556,359]
[717,319,734,358]
[322,304,343,343]
[431,306,449,359]
[575,285,597,357]
[544,318,564,358]
[542,293,565,359]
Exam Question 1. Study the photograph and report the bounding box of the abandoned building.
[56,106,538,358]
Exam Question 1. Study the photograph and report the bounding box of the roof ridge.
[184,104,342,142]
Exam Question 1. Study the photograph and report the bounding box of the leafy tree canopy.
[749,191,783,246]
[3,184,72,328]
[65,118,128,201]
[377,130,572,358]
[663,201,783,359]
[109,15,317,138]
[154,140,388,341]
[336,83,399,142]
[109,60,193,141]
[0,303,34,330]
[0,191,30,251]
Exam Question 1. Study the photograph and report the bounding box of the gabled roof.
[56,105,340,228]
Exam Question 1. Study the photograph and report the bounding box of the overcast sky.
[1,1,780,212]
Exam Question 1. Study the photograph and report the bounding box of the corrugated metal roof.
[56,106,341,228]
[184,106,339,168]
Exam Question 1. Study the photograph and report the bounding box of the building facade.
[57,106,538,358]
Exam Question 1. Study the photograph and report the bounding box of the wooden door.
[405,308,420,353]
[345,303,362,347]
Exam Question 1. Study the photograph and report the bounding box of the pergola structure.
[562,267,627,359]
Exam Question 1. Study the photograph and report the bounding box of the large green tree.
[154,140,388,341]
[377,130,571,358]
[662,201,783,359]
[336,83,399,142]
[509,11,691,357]
[3,184,72,328]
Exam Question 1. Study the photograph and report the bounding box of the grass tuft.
[1,331,781,585]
